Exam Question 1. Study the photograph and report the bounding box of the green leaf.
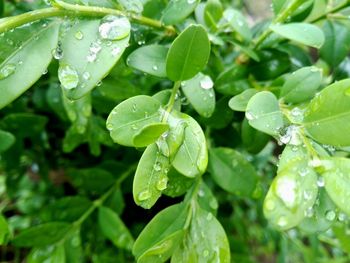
[127,45,168,78]
[264,147,318,230]
[118,0,143,13]
[171,205,230,263]
[162,168,194,198]
[133,143,170,209]
[208,147,258,197]
[133,203,187,261]
[133,123,169,148]
[181,73,216,118]
[241,118,270,154]
[0,129,15,153]
[64,230,83,263]
[270,23,325,48]
[303,79,350,146]
[281,66,322,104]
[106,95,162,147]
[0,214,9,245]
[27,244,66,263]
[272,0,287,15]
[59,18,130,100]
[320,21,350,68]
[0,20,59,109]
[98,206,134,250]
[166,25,210,81]
[322,157,350,216]
[215,64,250,95]
[197,182,219,215]
[0,0,4,17]
[161,0,200,25]
[229,89,258,112]
[172,112,208,178]
[246,91,284,136]
[222,8,252,42]
[204,0,223,29]
[12,222,70,247]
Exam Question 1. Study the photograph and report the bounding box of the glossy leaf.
[204,0,223,29]
[59,18,130,100]
[320,21,350,68]
[162,168,194,198]
[303,79,350,146]
[27,244,66,263]
[12,222,71,247]
[166,25,210,81]
[264,148,318,230]
[106,95,162,147]
[161,0,200,25]
[127,45,168,78]
[133,123,169,148]
[197,182,219,215]
[171,205,230,263]
[322,157,350,216]
[0,20,59,109]
[222,8,252,42]
[246,91,284,136]
[270,23,325,48]
[172,112,208,178]
[281,66,322,104]
[133,143,170,209]
[208,147,258,197]
[229,89,257,112]
[133,203,187,261]
[181,73,216,118]
[98,206,134,250]
[0,129,15,153]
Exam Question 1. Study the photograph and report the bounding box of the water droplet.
[87,41,101,62]
[153,162,162,172]
[131,124,138,130]
[206,213,213,221]
[317,177,325,187]
[275,176,297,208]
[138,190,151,201]
[152,65,158,71]
[52,42,63,60]
[111,46,121,56]
[132,103,137,112]
[156,177,168,191]
[265,199,275,211]
[106,123,113,131]
[75,31,84,40]
[58,65,79,90]
[71,236,80,247]
[338,213,347,221]
[325,210,336,221]
[198,189,205,197]
[82,72,91,80]
[0,63,16,80]
[277,216,288,227]
[200,76,214,90]
[99,15,130,40]
[246,111,255,120]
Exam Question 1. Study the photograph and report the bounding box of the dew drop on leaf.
[153,162,162,171]
[138,190,151,201]
[156,177,168,191]
[99,15,131,41]
[75,30,84,40]
[325,210,336,221]
[58,65,79,90]
[0,63,16,80]
[200,76,214,90]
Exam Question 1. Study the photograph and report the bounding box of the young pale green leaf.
[98,206,134,250]
[264,151,318,230]
[106,95,162,147]
[0,20,59,109]
[0,214,9,245]
[0,130,15,153]
[222,8,252,42]
[133,203,188,260]
[270,23,325,48]
[181,73,216,118]
[204,0,223,29]
[161,0,200,25]
[172,112,208,178]
[299,189,337,234]
[281,66,322,104]
[208,147,258,197]
[127,45,168,78]
[27,244,66,263]
[322,157,350,216]
[166,25,210,81]
[171,205,230,263]
[229,89,258,112]
[246,91,284,136]
[320,21,350,68]
[303,79,350,146]
[133,143,170,209]
[59,18,130,100]
[12,222,71,247]
[162,167,194,198]
[133,123,169,148]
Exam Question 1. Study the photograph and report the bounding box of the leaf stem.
[166,81,181,112]
[0,3,176,35]
[309,0,350,23]
[254,0,305,49]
